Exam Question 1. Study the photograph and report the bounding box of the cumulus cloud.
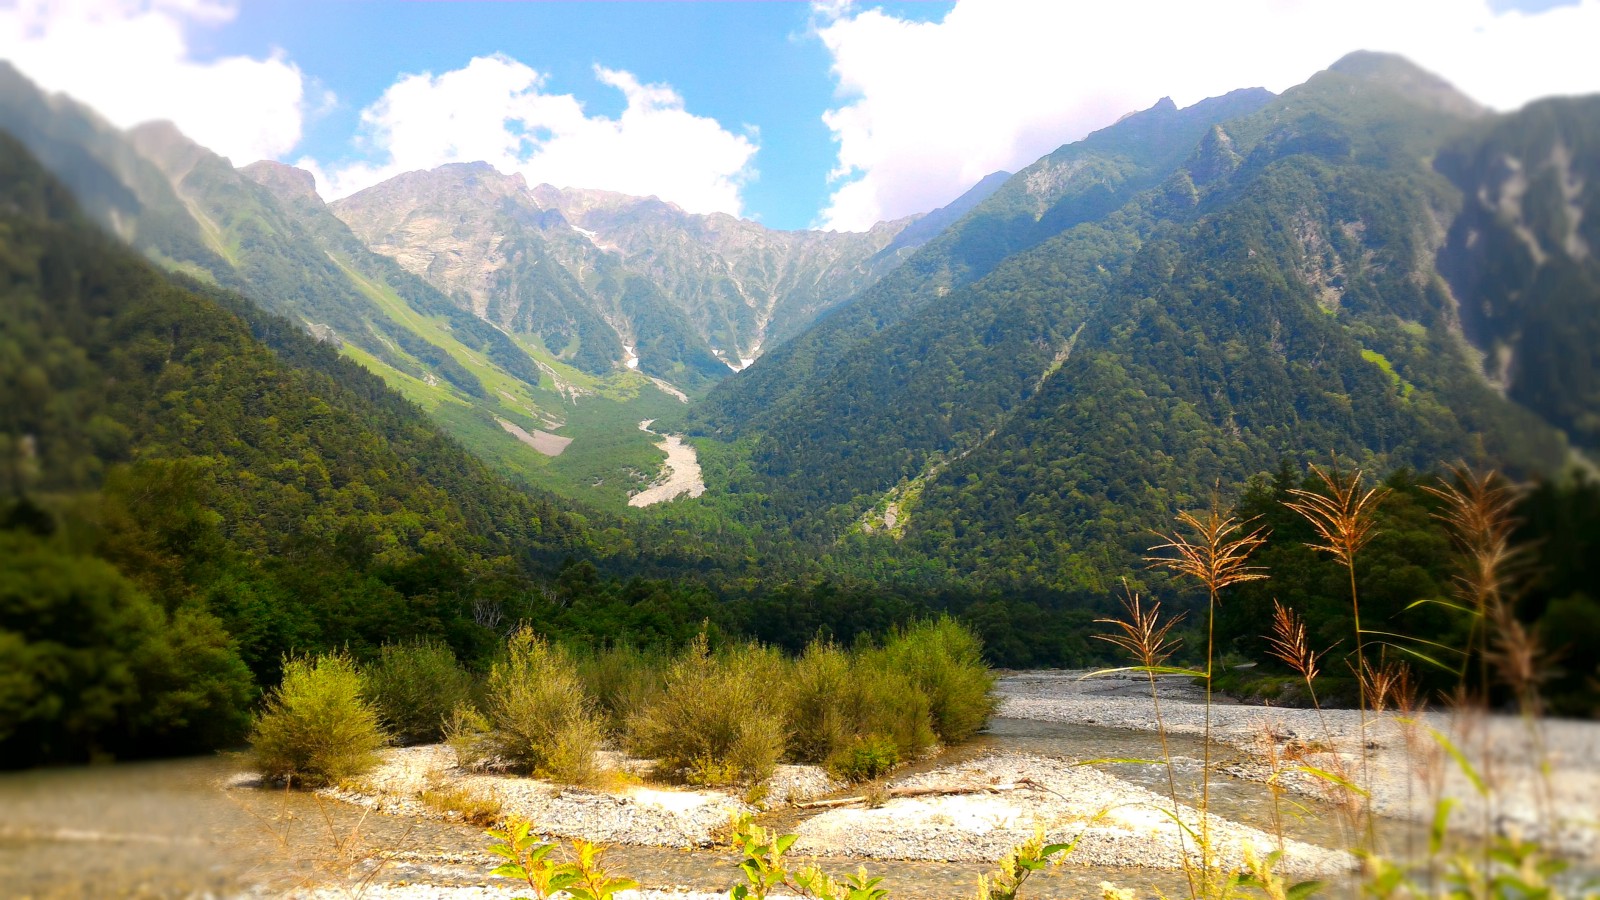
[0,0,308,163]
[307,55,759,217]
[815,0,1600,230]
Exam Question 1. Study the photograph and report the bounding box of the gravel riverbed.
[288,671,1597,897]
[998,671,1600,859]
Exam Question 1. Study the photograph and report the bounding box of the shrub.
[365,639,474,745]
[576,644,667,736]
[444,701,494,769]
[785,641,936,770]
[826,735,901,783]
[627,634,787,785]
[784,641,855,764]
[250,652,386,787]
[851,663,937,759]
[877,617,995,743]
[481,627,604,784]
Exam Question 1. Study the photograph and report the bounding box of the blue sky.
[202,1,952,230]
[3,1,1597,231]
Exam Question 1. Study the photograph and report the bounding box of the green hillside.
[681,53,1578,591]
[0,67,692,509]
[0,132,629,763]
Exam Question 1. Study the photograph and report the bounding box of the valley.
[2,30,1599,900]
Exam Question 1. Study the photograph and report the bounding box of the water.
[0,721,1398,899]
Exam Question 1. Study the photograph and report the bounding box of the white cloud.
[815,0,1600,230]
[0,0,308,163]
[307,55,759,217]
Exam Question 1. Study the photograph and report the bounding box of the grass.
[418,772,502,827]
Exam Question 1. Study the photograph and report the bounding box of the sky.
[3,0,1599,231]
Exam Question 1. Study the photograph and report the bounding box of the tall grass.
[250,652,387,787]
[1284,464,1388,849]
[1147,496,1268,890]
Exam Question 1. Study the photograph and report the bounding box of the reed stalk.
[1147,498,1267,886]
[1285,462,1387,851]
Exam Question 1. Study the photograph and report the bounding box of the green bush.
[784,641,855,764]
[444,701,494,769]
[851,663,937,759]
[0,532,256,766]
[576,644,667,736]
[784,641,936,770]
[627,634,787,785]
[877,617,995,743]
[825,735,901,783]
[365,639,474,745]
[482,627,604,784]
[250,652,386,786]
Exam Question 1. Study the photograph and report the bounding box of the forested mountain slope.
[683,53,1579,591]
[690,87,1277,436]
[0,132,605,762]
[1436,95,1600,448]
[0,66,711,505]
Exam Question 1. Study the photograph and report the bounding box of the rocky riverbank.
[998,671,1600,859]
[275,670,1599,898]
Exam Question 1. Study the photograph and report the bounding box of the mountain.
[0,63,974,509]
[690,87,1279,437]
[330,166,925,386]
[683,53,1581,592]
[0,131,603,763]
[1435,94,1600,448]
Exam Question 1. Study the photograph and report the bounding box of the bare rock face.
[332,163,921,383]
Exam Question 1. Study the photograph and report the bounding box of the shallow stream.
[0,719,1406,898]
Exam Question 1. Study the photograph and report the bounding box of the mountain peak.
[1323,50,1486,118]
[125,119,227,181]
[241,160,320,204]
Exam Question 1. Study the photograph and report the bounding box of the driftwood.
[792,778,1044,810]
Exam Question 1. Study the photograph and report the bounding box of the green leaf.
[1293,765,1370,797]
[1425,727,1487,797]
[1429,797,1457,855]
[1080,665,1204,680]
[1286,879,1325,900]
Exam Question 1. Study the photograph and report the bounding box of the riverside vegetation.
[463,465,1594,899]
[249,617,993,790]
[246,463,1594,898]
